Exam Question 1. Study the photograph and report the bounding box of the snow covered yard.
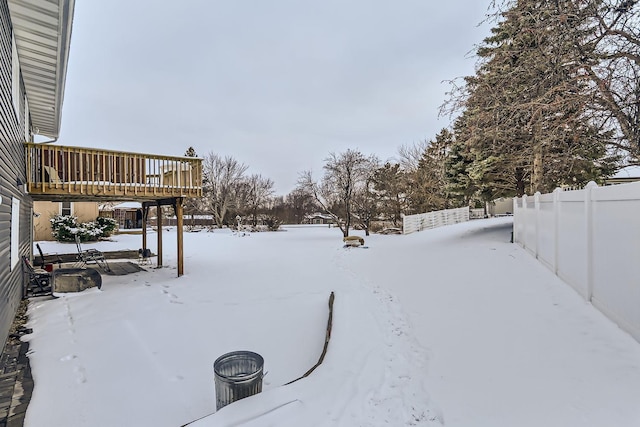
[25,218,640,427]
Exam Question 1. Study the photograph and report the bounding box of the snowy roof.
[305,212,333,219]
[612,165,640,179]
[113,202,142,210]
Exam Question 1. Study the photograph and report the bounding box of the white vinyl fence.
[402,207,470,235]
[513,181,640,342]
[470,208,485,219]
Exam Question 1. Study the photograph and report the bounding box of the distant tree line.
[293,0,640,235]
[181,148,278,228]
[181,0,640,233]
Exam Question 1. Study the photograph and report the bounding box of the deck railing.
[25,143,202,200]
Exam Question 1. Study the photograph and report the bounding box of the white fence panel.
[557,188,589,299]
[402,207,470,235]
[520,195,538,256]
[590,183,640,339]
[513,198,525,242]
[470,208,485,219]
[513,181,640,342]
[537,192,555,270]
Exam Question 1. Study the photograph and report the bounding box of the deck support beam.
[157,200,163,268]
[174,197,184,277]
[141,203,149,254]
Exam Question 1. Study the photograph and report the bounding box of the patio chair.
[75,235,111,272]
[138,248,152,265]
[36,243,62,269]
[42,165,63,183]
[22,256,52,297]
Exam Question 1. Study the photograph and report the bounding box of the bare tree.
[585,0,640,157]
[350,174,378,236]
[397,140,429,172]
[202,153,249,227]
[298,149,378,237]
[244,174,275,226]
[279,188,319,224]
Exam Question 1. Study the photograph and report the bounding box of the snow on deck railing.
[402,207,470,235]
[513,181,640,343]
[25,142,202,200]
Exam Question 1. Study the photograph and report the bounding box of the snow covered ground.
[25,218,640,427]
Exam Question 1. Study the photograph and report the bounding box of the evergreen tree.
[408,129,454,212]
[444,127,478,207]
[370,162,409,226]
[183,146,202,228]
[184,146,197,157]
[450,0,619,197]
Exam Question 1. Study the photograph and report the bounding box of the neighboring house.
[304,213,334,225]
[605,165,640,186]
[0,0,75,348]
[33,201,99,241]
[112,202,143,229]
[487,198,513,216]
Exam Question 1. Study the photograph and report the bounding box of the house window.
[12,36,20,119]
[61,202,73,216]
[10,198,20,271]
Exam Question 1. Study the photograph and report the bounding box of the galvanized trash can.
[214,351,264,410]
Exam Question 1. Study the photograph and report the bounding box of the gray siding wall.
[0,0,32,349]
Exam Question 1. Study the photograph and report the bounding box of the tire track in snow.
[331,248,443,426]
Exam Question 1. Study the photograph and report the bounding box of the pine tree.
[444,127,477,207]
[450,0,619,197]
[407,129,454,212]
[182,146,201,228]
[370,162,408,227]
[184,146,197,157]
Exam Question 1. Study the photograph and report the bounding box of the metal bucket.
[214,351,264,410]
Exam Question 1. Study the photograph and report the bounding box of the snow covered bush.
[263,215,282,231]
[96,216,118,237]
[50,215,117,242]
[50,215,78,242]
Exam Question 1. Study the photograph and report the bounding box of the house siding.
[34,201,99,241]
[0,0,32,349]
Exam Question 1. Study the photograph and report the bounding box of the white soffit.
[8,0,75,138]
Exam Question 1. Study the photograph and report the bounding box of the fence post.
[522,194,528,248]
[553,188,561,274]
[512,197,518,243]
[585,181,597,302]
[534,192,541,259]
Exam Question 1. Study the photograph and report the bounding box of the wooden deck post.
[141,203,149,252]
[175,197,184,277]
[157,201,163,268]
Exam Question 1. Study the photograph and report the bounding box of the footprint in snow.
[74,366,87,384]
[162,289,181,302]
[60,354,78,362]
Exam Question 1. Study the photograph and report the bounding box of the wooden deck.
[25,143,202,202]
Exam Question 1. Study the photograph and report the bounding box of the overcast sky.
[57,1,493,195]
